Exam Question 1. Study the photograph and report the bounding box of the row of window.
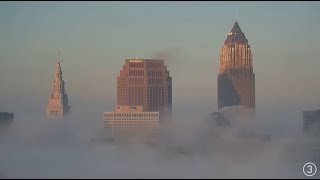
[148,78,163,85]
[109,123,158,127]
[49,111,60,116]
[223,47,251,61]
[107,126,157,129]
[129,78,144,85]
[104,113,159,118]
[127,70,164,77]
[105,120,158,123]
[147,70,162,77]
[129,63,144,68]
[147,63,161,68]
[129,70,144,76]
[105,121,158,124]
[109,129,158,132]
[105,129,159,133]
[127,78,165,85]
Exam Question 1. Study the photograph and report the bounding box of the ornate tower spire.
[224,21,248,46]
[46,50,71,118]
[55,51,62,82]
[58,48,61,61]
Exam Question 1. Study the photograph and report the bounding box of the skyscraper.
[218,21,255,110]
[302,109,320,165]
[303,109,320,136]
[46,51,71,118]
[117,58,172,120]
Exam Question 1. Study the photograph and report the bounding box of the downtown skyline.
[1,2,320,178]
[0,2,320,137]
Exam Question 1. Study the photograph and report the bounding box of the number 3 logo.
[303,162,317,177]
[307,165,313,173]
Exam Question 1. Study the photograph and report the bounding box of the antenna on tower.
[236,10,238,21]
[57,48,62,63]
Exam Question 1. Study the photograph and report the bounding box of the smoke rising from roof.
[150,47,181,67]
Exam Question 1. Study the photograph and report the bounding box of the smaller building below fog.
[0,112,14,124]
[104,106,160,137]
[303,109,320,137]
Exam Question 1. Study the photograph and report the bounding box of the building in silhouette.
[209,111,230,127]
[104,106,159,136]
[0,112,14,124]
[46,51,71,118]
[302,109,320,165]
[218,21,255,112]
[117,58,172,120]
[303,109,320,136]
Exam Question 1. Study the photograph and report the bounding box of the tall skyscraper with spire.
[46,50,71,118]
[218,21,255,110]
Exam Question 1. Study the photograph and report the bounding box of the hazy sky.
[0,1,320,123]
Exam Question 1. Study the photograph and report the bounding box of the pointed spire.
[55,49,63,80]
[224,21,248,45]
[56,49,62,71]
[231,21,241,34]
[57,48,62,63]
[56,49,62,72]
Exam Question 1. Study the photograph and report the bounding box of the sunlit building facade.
[117,58,172,120]
[46,51,71,118]
[218,21,255,112]
[104,106,159,135]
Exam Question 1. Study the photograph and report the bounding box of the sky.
[0,1,320,135]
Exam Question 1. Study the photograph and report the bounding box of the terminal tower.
[46,51,71,118]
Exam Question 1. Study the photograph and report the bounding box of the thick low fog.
[1,102,318,179]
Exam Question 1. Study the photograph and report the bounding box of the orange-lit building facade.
[104,106,159,135]
[46,51,71,118]
[117,59,172,120]
[218,22,255,111]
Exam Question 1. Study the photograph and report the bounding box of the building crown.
[224,21,248,45]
